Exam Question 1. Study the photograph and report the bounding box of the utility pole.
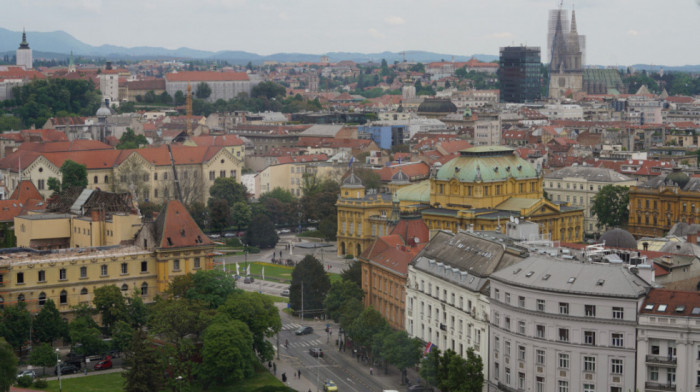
[301,281,304,321]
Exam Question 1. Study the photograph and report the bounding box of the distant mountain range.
[1,27,699,72]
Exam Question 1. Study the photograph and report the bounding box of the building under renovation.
[547,6,585,99]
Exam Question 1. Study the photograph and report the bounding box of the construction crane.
[186,82,193,136]
[167,144,183,203]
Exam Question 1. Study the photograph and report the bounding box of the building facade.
[16,30,32,70]
[165,71,257,103]
[489,257,650,392]
[544,166,637,234]
[547,8,585,99]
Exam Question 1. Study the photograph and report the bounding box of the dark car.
[243,276,254,284]
[309,348,324,358]
[295,326,313,335]
[94,358,113,370]
[55,363,79,375]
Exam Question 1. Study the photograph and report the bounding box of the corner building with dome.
[337,146,584,256]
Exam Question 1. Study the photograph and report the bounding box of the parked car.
[224,232,236,238]
[55,363,79,375]
[295,326,313,335]
[323,380,338,391]
[309,348,324,358]
[243,276,254,284]
[17,370,36,379]
[407,385,434,392]
[94,358,113,370]
[280,289,290,297]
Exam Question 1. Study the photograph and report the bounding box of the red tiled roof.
[0,180,44,222]
[165,71,249,82]
[640,289,700,317]
[0,67,45,80]
[665,96,694,104]
[374,162,430,182]
[390,218,429,245]
[47,117,89,127]
[437,139,472,154]
[8,180,42,203]
[18,140,113,153]
[154,200,214,249]
[360,235,416,275]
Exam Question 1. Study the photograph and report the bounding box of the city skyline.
[5,0,700,66]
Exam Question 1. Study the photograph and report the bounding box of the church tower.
[547,7,584,100]
[16,29,33,70]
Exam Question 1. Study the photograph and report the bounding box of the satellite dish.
[509,216,514,223]
[515,218,520,225]
[414,237,420,244]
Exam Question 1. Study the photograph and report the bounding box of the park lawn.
[245,262,293,281]
[44,372,124,392]
[196,366,291,392]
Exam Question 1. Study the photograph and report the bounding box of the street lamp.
[55,348,62,392]
[176,375,183,392]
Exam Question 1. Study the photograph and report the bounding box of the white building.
[488,256,650,392]
[636,288,700,392]
[405,230,527,380]
[164,71,258,103]
[473,113,501,146]
[538,104,584,120]
[16,30,32,70]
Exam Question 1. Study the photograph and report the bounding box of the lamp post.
[176,375,183,392]
[55,348,62,392]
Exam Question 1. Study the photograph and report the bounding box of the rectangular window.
[518,372,525,389]
[558,380,568,392]
[121,263,128,274]
[220,170,226,178]
[16,272,24,284]
[505,368,511,385]
[536,325,545,338]
[505,317,511,330]
[518,296,525,307]
[536,299,545,312]
[649,367,659,381]
[536,377,544,392]
[584,331,596,346]
[583,384,595,392]
[59,268,66,280]
[610,359,623,375]
[505,341,511,357]
[494,362,499,380]
[558,353,569,369]
[505,292,511,303]
[154,172,158,181]
[585,305,596,317]
[209,171,215,180]
[583,356,596,372]
[559,302,569,314]
[559,328,569,342]
[494,288,500,300]
[611,333,623,347]
[518,321,525,334]
[163,172,168,180]
[667,368,675,384]
[141,261,148,272]
[194,257,201,269]
[494,312,500,326]
[100,265,108,276]
[518,345,526,361]
[536,349,545,365]
[612,307,624,319]
[80,266,87,278]
[38,270,45,282]
[173,259,180,271]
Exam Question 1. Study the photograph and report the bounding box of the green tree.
[218,291,282,361]
[0,303,31,355]
[209,177,248,206]
[187,201,208,229]
[409,63,426,73]
[382,330,423,384]
[340,260,362,286]
[289,255,330,318]
[60,159,88,189]
[148,298,213,345]
[122,329,165,392]
[354,167,381,190]
[29,342,57,376]
[419,348,441,387]
[591,185,630,230]
[251,81,286,100]
[48,177,62,194]
[11,78,101,127]
[93,285,129,335]
[143,90,157,103]
[259,188,298,226]
[127,290,148,329]
[0,337,18,392]
[174,90,186,106]
[461,347,484,392]
[200,320,256,387]
[346,307,388,356]
[33,299,68,344]
[231,201,251,230]
[159,91,173,105]
[208,198,231,234]
[196,82,212,99]
[245,213,279,249]
[318,216,337,241]
[324,280,364,322]
[338,297,364,332]
[0,114,22,131]
[116,128,149,149]
[69,316,105,355]
[110,320,134,355]
[186,269,238,309]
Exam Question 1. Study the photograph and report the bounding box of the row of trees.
[288,256,483,390]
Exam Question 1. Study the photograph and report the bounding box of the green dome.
[436,146,538,182]
[667,168,690,189]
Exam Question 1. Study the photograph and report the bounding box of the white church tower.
[16,29,33,70]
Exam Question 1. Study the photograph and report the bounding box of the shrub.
[34,379,48,388]
[225,237,242,247]
[344,254,354,259]
[247,246,260,254]
[17,375,33,388]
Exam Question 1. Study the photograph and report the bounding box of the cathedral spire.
[19,28,30,49]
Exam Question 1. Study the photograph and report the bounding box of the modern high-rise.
[499,46,542,103]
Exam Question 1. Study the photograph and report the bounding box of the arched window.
[38,292,46,306]
[121,284,128,292]
[93,176,98,184]
[141,282,148,296]
[104,175,109,183]
[59,290,67,304]
[80,288,88,295]
[17,294,25,302]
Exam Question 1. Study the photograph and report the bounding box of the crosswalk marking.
[282,323,301,331]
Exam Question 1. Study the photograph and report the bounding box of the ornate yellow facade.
[337,146,584,255]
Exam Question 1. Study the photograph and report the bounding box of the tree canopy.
[196,82,212,99]
[251,81,286,100]
[209,177,249,207]
[117,128,149,149]
[93,285,129,335]
[289,255,330,317]
[60,159,88,189]
[244,213,278,248]
[324,279,364,322]
[217,291,281,361]
[591,185,630,230]
[200,320,256,387]
[0,338,18,392]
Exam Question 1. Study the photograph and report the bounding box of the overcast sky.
[8,0,700,65]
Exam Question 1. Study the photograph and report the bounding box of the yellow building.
[256,159,345,198]
[2,200,215,314]
[628,169,700,238]
[337,146,584,255]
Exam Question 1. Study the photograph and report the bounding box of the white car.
[17,370,36,379]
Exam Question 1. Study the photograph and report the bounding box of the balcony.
[644,382,676,391]
[645,355,677,366]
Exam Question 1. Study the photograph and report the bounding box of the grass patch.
[244,262,293,282]
[328,273,342,284]
[44,371,124,392]
[297,230,324,238]
[194,364,289,392]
